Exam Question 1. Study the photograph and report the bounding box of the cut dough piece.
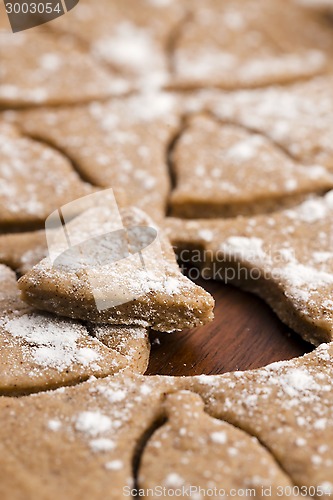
[0,265,150,395]
[0,31,124,107]
[0,374,179,500]
[171,0,333,89]
[92,325,150,376]
[166,191,333,345]
[0,230,47,275]
[0,373,300,500]
[187,343,333,494]
[0,123,94,230]
[19,206,214,332]
[50,0,186,89]
[203,76,333,172]
[170,115,333,218]
[138,391,296,497]
[1,357,333,498]
[16,93,180,219]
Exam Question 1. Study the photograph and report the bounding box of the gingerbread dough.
[49,0,186,90]
[139,391,296,498]
[170,115,333,218]
[2,347,333,498]
[200,76,333,172]
[0,31,123,107]
[0,122,93,231]
[166,192,333,345]
[187,343,333,495]
[19,206,214,331]
[16,92,180,219]
[0,265,151,395]
[170,0,333,89]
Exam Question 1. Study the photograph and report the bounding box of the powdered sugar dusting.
[287,197,329,223]
[75,411,112,436]
[89,438,115,453]
[211,431,228,444]
[221,237,266,263]
[5,313,100,371]
[171,117,333,217]
[0,125,90,222]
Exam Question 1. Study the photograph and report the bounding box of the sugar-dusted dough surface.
[0,31,123,107]
[0,122,93,230]
[188,343,333,494]
[1,0,333,495]
[170,114,333,218]
[167,192,333,345]
[93,325,150,376]
[138,391,296,498]
[0,374,174,500]
[197,76,333,172]
[170,0,333,89]
[15,92,180,220]
[49,0,186,89]
[2,342,333,497]
[0,265,151,395]
[19,206,214,332]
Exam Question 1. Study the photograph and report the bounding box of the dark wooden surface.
[147,278,313,376]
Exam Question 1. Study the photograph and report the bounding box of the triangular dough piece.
[19,206,214,332]
[14,92,179,219]
[171,0,333,89]
[201,76,333,172]
[166,191,333,345]
[170,115,333,218]
[0,265,150,395]
[49,0,186,89]
[138,391,295,496]
[0,123,93,230]
[0,30,125,107]
[186,343,333,495]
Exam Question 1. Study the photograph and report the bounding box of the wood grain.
[147,279,313,376]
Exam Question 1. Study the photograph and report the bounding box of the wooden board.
[147,278,313,376]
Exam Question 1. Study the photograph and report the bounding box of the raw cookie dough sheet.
[1,0,333,497]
